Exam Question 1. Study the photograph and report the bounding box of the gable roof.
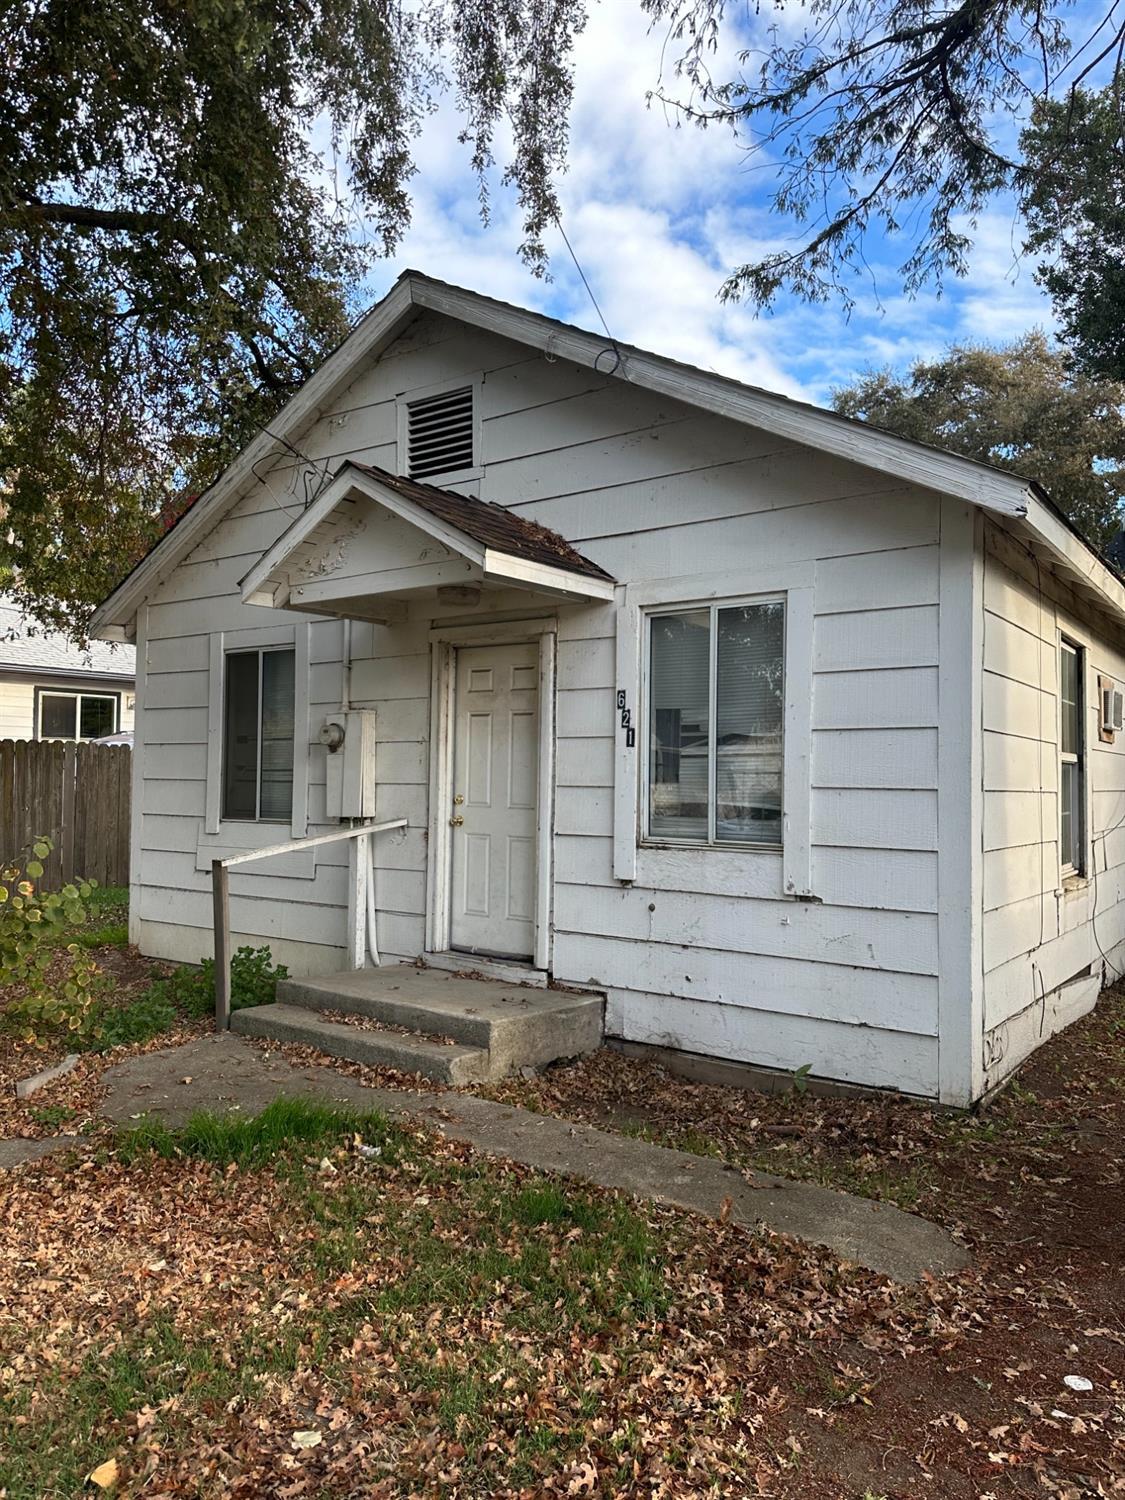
[240,461,615,614]
[90,269,1125,635]
[348,464,613,581]
[0,597,135,678]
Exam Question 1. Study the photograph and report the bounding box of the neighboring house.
[0,598,135,741]
[91,272,1125,1105]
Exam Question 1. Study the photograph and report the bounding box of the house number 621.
[617,689,635,748]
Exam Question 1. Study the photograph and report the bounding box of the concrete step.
[276,965,603,1076]
[230,1003,490,1085]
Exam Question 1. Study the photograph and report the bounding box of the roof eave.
[89,277,421,638]
[241,462,614,610]
[1015,490,1125,624]
[94,268,1123,637]
[408,278,1034,524]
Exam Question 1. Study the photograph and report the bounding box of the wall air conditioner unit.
[1099,675,1124,741]
[319,710,378,819]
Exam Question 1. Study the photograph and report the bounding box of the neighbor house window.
[1060,638,1086,875]
[37,691,118,741]
[646,599,785,846]
[222,647,295,821]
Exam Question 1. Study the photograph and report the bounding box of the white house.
[0,597,135,741]
[91,273,1125,1105]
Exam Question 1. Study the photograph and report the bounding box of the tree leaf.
[87,1457,118,1488]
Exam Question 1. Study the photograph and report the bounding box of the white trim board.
[239,465,613,615]
[203,620,311,840]
[92,270,1105,643]
[425,617,557,971]
[612,562,815,897]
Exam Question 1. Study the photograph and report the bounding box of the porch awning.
[239,462,615,622]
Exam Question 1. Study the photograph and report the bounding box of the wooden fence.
[0,739,131,889]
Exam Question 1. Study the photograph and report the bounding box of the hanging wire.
[553,212,623,375]
[496,69,623,376]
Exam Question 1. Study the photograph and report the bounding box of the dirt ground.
[254,987,1125,1498]
[0,941,205,1141]
[482,995,1125,1499]
[3,964,1123,1497]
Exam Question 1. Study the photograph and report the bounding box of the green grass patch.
[5,1109,684,1498]
[72,920,130,949]
[27,1101,75,1130]
[619,1119,724,1159]
[620,1115,926,1209]
[295,1157,672,1332]
[84,884,129,910]
[748,1148,928,1210]
[112,1094,408,1170]
[0,1311,317,1500]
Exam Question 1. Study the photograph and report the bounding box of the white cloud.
[950,206,1055,344]
[358,2,1055,406]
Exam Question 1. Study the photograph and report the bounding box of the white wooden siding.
[979,521,1125,1089]
[130,309,965,1097]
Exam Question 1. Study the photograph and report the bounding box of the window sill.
[640,839,783,855]
[1061,873,1090,896]
[216,818,292,827]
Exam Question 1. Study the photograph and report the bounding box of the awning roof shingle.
[346,463,614,583]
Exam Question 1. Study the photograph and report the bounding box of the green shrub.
[0,838,101,1044]
[219,944,289,1013]
[90,990,179,1049]
[147,962,210,1017]
[150,944,288,1020]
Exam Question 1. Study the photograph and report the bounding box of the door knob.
[449,814,464,827]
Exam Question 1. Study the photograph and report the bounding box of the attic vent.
[406,386,475,479]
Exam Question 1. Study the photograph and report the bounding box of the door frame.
[425,616,557,970]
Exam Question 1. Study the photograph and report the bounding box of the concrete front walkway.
[24,1035,969,1283]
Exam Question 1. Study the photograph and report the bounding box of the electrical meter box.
[319,710,378,819]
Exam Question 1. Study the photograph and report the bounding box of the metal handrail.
[211,818,408,1028]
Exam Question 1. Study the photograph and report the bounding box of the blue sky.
[358,2,1055,406]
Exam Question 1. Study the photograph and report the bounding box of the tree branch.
[5,197,202,252]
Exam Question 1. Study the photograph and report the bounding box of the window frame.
[612,562,815,898]
[395,372,483,485]
[641,594,786,850]
[220,643,297,825]
[204,622,310,846]
[1059,635,1086,878]
[35,688,120,741]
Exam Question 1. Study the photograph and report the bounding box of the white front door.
[449,642,539,959]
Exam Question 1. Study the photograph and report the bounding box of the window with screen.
[37,691,119,740]
[647,599,785,846]
[222,648,295,821]
[1060,638,1085,874]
